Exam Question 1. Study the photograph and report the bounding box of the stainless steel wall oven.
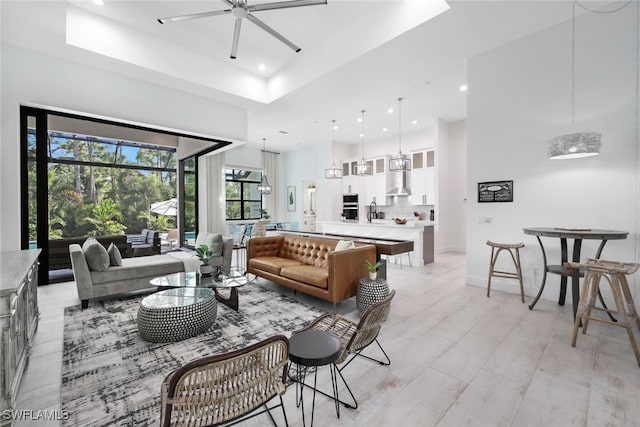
[342,194,359,221]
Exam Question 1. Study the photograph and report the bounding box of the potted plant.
[260,209,271,220]
[365,259,383,281]
[195,243,216,276]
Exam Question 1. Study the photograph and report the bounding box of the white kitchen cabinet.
[361,156,390,206]
[363,174,388,206]
[342,175,359,195]
[341,160,360,194]
[410,150,435,205]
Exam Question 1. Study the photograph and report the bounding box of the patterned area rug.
[61,285,324,426]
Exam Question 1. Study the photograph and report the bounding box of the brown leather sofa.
[246,235,376,303]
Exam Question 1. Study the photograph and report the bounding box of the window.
[225,169,263,220]
[41,131,178,239]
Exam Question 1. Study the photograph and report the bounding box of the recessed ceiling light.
[357,117,362,123]
[333,124,338,130]
[279,130,288,134]
[387,108,394,114]
[412,120,418,125]
[359,133,364,137]
[258,63,266,71]
[92,0,104,5]
[382,127,388,132]
[459,84,468,92]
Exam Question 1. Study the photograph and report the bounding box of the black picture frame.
[478,180,513,203]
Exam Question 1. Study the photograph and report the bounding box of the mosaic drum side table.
[357,278,390,316]
[137,287,217,343]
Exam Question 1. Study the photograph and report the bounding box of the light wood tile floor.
[14,252,640,426]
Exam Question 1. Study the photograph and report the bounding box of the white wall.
[437,119,466,253]
[466,4,638,300]
[0,45,247,251]
[280,142,340,225]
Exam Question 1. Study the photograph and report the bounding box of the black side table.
[288,330,342,427]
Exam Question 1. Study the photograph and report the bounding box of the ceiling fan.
[158,0,327,59]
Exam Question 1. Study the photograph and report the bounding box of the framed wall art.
[287,186,296,211]
[478,180,513,203]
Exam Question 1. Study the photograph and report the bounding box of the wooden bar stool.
[486,241,525,303]
[568,259,640,367]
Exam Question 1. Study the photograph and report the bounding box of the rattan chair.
[160,335,290,427]
[291,290,395,410]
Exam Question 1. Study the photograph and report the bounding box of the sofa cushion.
[90,255,184,285]
[278,236,335,268]
[195,233,223,256]
[335,240,355,251]
[280,265,329,289]
[107,243,123,266]
[248,257,303,275]
[82,238,110,272]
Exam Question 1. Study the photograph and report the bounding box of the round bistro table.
[523,227,628,321]
[137,287,217,342]
[288,330,343,427]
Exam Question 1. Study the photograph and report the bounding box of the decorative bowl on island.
[393,218,407,225]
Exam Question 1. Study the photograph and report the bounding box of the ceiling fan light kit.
[158,0,327,59]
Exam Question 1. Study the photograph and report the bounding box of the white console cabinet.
[1,249,40,426]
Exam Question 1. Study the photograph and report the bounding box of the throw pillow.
[335,239,355,251]
[107,242,123,266]
[82,238,110,271]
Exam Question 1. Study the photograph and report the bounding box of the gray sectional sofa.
[69,232,234,309]
[70,244,184,309]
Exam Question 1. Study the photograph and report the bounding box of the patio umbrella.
[150,198,178,216]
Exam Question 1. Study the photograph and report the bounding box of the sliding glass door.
[20,107,48,285]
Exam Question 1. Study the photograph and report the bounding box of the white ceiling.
[3,0,588,152]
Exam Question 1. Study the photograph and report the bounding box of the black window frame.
[225,168,263,221]
[20,105,232,284]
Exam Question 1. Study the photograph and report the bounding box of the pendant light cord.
[571,0,577,128]
[331,120,336,164]
[635,0,640,270]
[361,110,366,160]
[398,97,403,152]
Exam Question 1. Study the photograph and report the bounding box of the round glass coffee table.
[150,271,248,311]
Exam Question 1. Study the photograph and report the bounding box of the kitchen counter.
[318,221,434,265]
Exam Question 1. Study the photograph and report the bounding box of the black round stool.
[288,329,342,427]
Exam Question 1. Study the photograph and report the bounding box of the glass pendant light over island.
[389,97,411,171]
[355,110,372,176]
[257,138,272,195]
[324,119,342,179]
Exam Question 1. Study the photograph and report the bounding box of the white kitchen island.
[318,220,435,265]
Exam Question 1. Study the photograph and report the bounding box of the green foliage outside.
[83,199,127,236]
[30,134,178,240]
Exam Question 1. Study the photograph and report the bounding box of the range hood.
[387,170,411,196]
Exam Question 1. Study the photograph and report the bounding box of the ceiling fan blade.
[230,18,242,59]
[248,0,326,13]
[246,13,301,52]
[157,9,231,25]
